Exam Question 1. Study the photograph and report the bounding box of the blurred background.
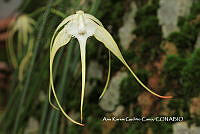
[0,0,200,134]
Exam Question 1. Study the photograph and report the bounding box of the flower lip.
[65,13,98,41]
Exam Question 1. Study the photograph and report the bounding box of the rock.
[99,72,128,111]
[119,2,137,50]
[24,117,39,134]
[102,114,116,134]
[177,0,193,17]
[148,73,161,89]
[102,105,125,134]
[190,124,200,134]
[111,105,124,117]
[87,61,103,79]
[162,24,180,38]
[173,122,189,134]
[38,91,46,102]
[137,92,155,116]
[189,97,200,117]
[163,41,178,55]
[173,122,200,134]
[86,61,103,97]
[0,0,22,19]
[158,0,193,38]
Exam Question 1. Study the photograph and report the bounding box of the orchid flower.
[49,10,172,126]
[7,14,35,80]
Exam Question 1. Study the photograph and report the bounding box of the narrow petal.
[85,14,103,26]
[99,50,111,99]
[49,29,69,110]
[49,14,76,52]
[50,28,84,126]
[78,38,87,123]
[94,25,172,99]
[51,14,76,44]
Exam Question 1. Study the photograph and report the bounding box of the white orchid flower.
[7,15,35,68]
[49,10,172,126]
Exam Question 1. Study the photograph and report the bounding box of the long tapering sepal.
[94,25,172,99]
[99,50,111,99]
[78,38,87,123]
[50,28,84,126]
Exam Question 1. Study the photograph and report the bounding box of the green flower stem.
[0,87,21,132]
[24,56,48,112]
[50,8,66,18]
[89,0,101,14]
[0,69,20,130]
[45,110,56,134]
[29,7,66,19]
[18,0,31,12]
[0,85,18,123]
[12,0,53,133]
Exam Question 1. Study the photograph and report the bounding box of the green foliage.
[110,123,147,134]
[135,2,159,23]
[163,50,200,124]
[151,122,173,134]
[168,98,190,119]
[163,55,186,81]
[98,0,124,26]
[140,41,163,64]
[66,125,83,134]
[168,32,194,54]
[191,0,200,15]
[135,16,162,38]
[168,0,200,55]
[123,48,137,64]
[181,48,200,98]
[134,2,163,65]
[135,2,161,38]
[87,116,102,134]
[163,49,200,98]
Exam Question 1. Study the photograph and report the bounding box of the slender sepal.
[99,50,111,99]
[94,25,172,99]
[50,28,84,126]
[78,38,87,123]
